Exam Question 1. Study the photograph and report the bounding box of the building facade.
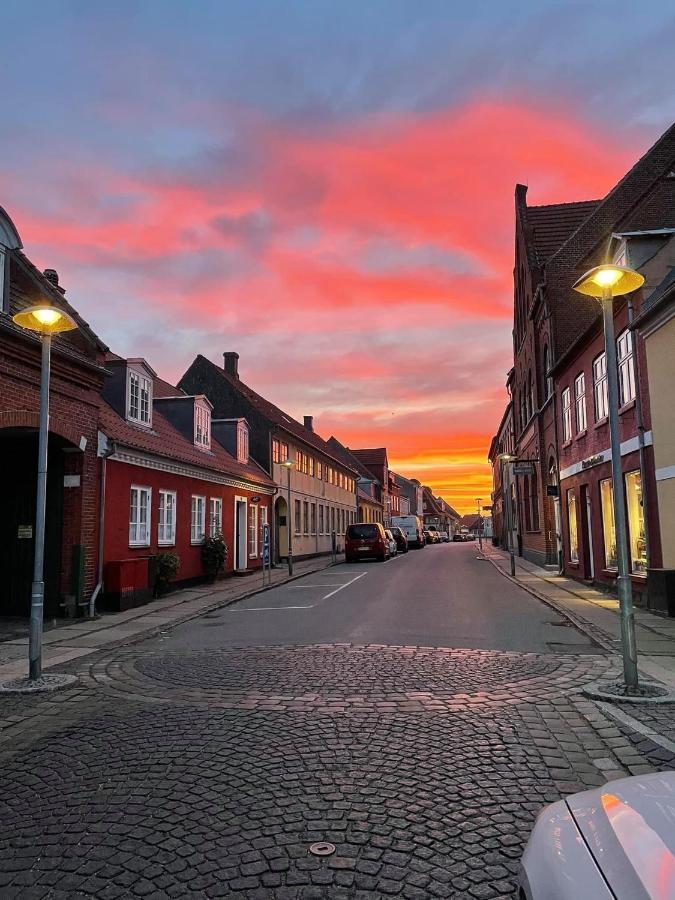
[179,353,359,561]
[488,397,518,552]
[392,473,424,518]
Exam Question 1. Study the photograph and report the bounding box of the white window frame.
[128,370,152,426]
[574,373,587,433]
[191,495,206,544]
[129,485,152,547]
[195,403,211,450]
[593,353,609,421]
[237,422,249,463]
[209,497,223,536]
[158,489,176,546]
[249,504,258,558]
[617,329,636,406]
[294,499,301,535]
[561,387,572,442]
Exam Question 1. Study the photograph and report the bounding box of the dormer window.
[195,403,211,450]
[237,421,249,463]
[128,370,152,426]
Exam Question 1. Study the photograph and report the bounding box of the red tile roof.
[100,402,274,488]
[327,437,378,481]
[351,448,388,468]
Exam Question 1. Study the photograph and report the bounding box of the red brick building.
[0,206,108,617]
[99,355,275,607]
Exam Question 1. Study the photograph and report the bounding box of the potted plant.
[155,552,181,596]
[202,533,228,582]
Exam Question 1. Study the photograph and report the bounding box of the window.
[317,461,323,480]
[600,479,617,569]
[280,442,289,463]
[294,499,301,534]
[567,489,579,563]
[531,472,539,531]
[625,471,647,574]
[195,404,211,449]
[543,345,552,399]
[272,438,280,464]
[303,500,309,534]
[209,497,222,535]
[128,371,151,425]
[574,373,587,433]
[302,454,308,475]
[311,503,316,535]
[309,457,315,478]
[331,507,336,533]
[129,486,151,546]
[158,490,176,545]
[523,476,531,532]
[617,330,636,406]
[561,387,572,442]
[593,353,609,421]
[249,504,258,557]
[296,450,304,473]
[260,506,268,546]
[190,495,206,543]
[237,422,249,463]
[319,504,324,535]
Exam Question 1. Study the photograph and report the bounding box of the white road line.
[322,572,367,600]
[229,605,314,611]
[287,584,348,588]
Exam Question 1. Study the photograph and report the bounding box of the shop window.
[625,471,647,574]
[567,489,579,563]
[600,479,617,569]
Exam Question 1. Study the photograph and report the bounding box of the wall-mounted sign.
[17,525,33,539]
[546,485,559,497]
[513,463,535,476]
[581,454,605,470]
[64,474,81,488]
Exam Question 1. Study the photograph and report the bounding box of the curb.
[480,551,617,653]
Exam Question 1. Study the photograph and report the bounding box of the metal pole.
[30,333,51,681]
[503,461,516,577]
[603,289,639,690]
[477,499,483,551]
[286,466,293,577]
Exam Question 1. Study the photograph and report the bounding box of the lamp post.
[475,497,483,550]
[12,304,77,681]
[573,264,645,692]
[280,458,294,576]
[498,454,517,577]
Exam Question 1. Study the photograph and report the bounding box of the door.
[235,499,247,570]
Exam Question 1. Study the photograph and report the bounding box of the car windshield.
[347,524,379,540]
[390,527,402,537]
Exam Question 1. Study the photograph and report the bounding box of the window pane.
[567,490,578,563]
[601,479,617,568]
[625,471,647,574]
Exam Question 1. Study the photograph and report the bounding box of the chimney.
[304,415,314,431]
[223,352,239,378]
[43,269,65,294]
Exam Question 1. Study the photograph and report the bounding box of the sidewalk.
[0,557,340,683]
[483,544,675,689]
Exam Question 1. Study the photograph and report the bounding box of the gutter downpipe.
[90,439,115,618]
[627,298,651,570]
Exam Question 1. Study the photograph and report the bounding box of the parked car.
[390,515,424,548]
[389,526,409,553]
[384,529,398,556]
[520,771,675,899]
[439,531,450,543]
[345,522,390,562]
[424,529,440,544]
[452,532,464,542]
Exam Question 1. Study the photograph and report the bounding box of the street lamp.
[475,497,483,550]
[573,263,645,692]
[12,303,77,681]
[280,458,294,576]
[498,454,517,576]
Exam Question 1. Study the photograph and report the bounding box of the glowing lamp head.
[12,304,78,335]
[280,459,294,468]
[498,453,517,462]
[573,264,645,299]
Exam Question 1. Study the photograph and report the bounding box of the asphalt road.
[156,540,600,653]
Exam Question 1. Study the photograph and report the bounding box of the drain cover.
[309,842,336,857]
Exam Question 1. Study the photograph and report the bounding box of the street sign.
[513,463,535,476]
[262,523,270,565]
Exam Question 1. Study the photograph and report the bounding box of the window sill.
[562,440,572,449]
[575,430,587,440]
[158,540,176,547]
[631,572,647,581]
[568,561,580,569]
[594,417,608,429]
[190,539,205,546]
[129,543,150,549]
[619,399,636,415]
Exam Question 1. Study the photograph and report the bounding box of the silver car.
[521,772,675,899]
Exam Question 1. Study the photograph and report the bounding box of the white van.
[390,515,424,548]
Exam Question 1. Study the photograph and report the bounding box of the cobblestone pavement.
[1,642,663,899]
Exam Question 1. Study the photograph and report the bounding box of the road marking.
[229,605,314,611]
[287,584,348,588]
[322,572,367,600]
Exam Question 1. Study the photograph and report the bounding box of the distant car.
[439,531,450,543]
[345,522,390,562]
[389,526,409,553]
[520,772,675,899]
[384,529,398,556]
[452,532,463,542]
[424,529,440,544]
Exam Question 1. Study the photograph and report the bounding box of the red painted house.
[99,354,275,608]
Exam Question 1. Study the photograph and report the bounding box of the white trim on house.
[656,465,675,482]
[559,431,653,482]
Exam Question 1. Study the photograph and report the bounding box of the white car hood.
[566,772,675,899]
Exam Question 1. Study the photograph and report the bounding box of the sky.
[2,1,674,513]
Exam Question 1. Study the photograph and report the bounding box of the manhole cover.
[309,842,336,857]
